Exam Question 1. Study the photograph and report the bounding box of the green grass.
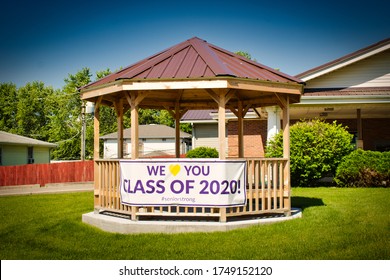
[0,188,389,259]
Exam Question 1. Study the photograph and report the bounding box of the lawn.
[0,188,389,260]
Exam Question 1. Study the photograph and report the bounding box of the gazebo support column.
[218,91,226,160]
[237,101,244,158]
[175,102,181,158]
[130,96,139,160]
[357,109,363,149]
[281,95,291,216]
[165,103,188,158]
[229,101,250,158]
[218,91,227,222]
[93,97,102,213]
[115,99,124,159]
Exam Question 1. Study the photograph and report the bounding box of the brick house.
[182,38,390,156]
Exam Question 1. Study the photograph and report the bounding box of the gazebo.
[80,37,304,223]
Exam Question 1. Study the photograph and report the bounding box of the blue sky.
[1,0,389,89]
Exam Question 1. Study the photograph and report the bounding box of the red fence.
[0,161,94,187]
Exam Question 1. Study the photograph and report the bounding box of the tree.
[266,119,355,187]
[235,51,252,60]
[0,82,18,133]
[48,68,92,160]
[15,81,57,141]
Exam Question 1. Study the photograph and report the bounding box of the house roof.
[0,131,57,147]
[181,108,262,122]
[181,110,214,121]
[296,38,390,81]
[84,37,302,90]
[100,125,191,140]
[303,87,390,97]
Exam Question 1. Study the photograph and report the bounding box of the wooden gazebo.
[80,37,304,222]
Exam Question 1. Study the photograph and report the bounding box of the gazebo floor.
[82,208,302,234]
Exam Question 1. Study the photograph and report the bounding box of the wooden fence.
[0,161,94,187]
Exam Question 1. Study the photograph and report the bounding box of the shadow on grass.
[291,196,326,210]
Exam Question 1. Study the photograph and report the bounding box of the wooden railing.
[94,158,290,222]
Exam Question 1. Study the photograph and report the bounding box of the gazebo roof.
[80,37,303,109]
[84,37,301,88]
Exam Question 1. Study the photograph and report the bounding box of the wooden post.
[357,109,363,149]
[282,95,291,216]
[130,94,139,160]
[175,102,181,158]
[237,101,244,158]
[115,99,124,158]
[218,90,226,160]
[126,92,140,221]
[93,97,102,213]
[218,90,227,222]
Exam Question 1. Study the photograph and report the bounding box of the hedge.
[266,119,354,187]
[186,147,219,158]
[334,149,390,187]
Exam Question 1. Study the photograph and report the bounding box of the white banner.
[120,159,247,207]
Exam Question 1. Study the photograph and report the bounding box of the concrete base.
[82,208,302,234]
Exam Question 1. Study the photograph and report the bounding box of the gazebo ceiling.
[80,37,304,110]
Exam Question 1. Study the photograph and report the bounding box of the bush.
[186,147,219,158]
[334,149,390,187]
[266,119,354,187]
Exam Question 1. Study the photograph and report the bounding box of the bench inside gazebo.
[80,37,304,223]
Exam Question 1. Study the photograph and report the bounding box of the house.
[0,131,57,166]
[100,124,191,158]
[293,37,390,151]
[182,38,390,155]
[181,108,268,157]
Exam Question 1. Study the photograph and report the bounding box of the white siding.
[306,50,390,88]
[192,123,218,149]
[2,145,27,165]
[34,146,52,164]
[103,140,119,159]
[142,139,176,157]
[192,123,227,156]
[103,138,187,158]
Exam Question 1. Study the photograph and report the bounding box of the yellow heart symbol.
[169,164,181,176]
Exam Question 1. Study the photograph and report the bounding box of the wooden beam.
[227,79,303,95]
[225,89,237,104]
[138,99,220,109]
[243,104,251,116]
[205,89,220,104]
[275,93,288,109]
[122,79,229,91]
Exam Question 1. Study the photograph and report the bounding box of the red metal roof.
[181,110,214,121]
[84,37,302,89]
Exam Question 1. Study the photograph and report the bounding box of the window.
[0,147,2,165]
[28,147,34,164]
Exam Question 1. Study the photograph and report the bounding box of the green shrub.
[266,119,354,187]
[334,149,390,187]
[186,147,219,158]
